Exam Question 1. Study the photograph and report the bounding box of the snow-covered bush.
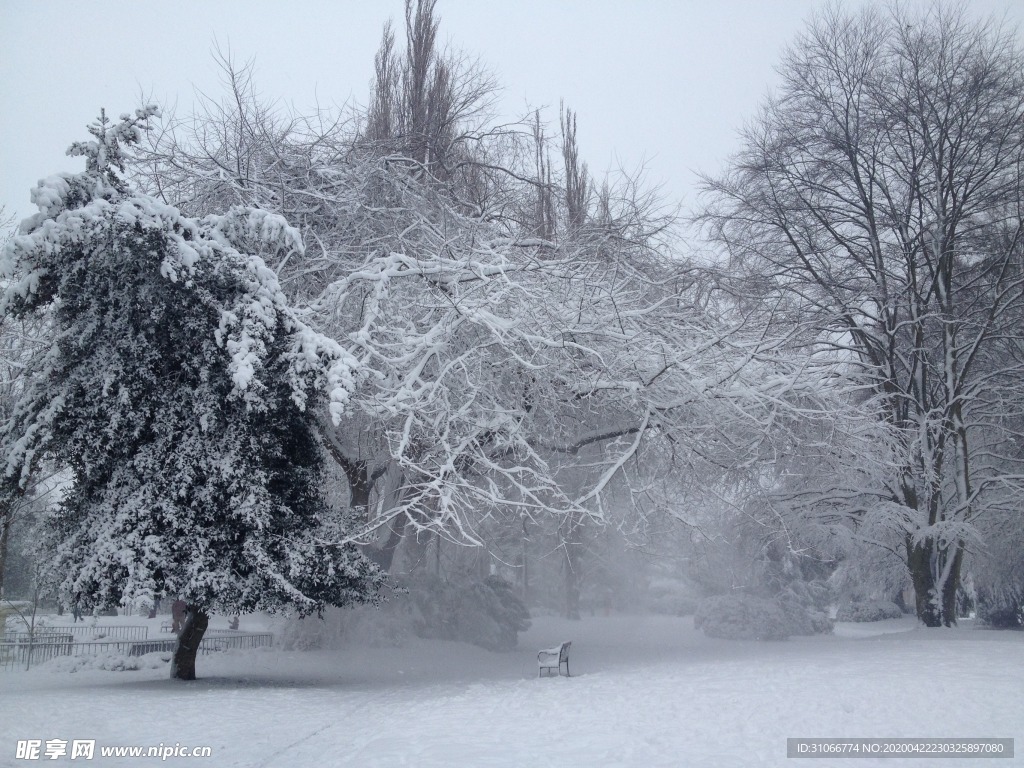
[1,601,33,633]
[777,581,834,635]
[280,575,531,652]
[407,575,531,652]
[693,580,834,640]
[278,599,414,650]
[835,600,904,622]
[340,607,414,648]
[972,506,1024,629]
[646,578,701,617]
[976,586,1024,629]
[693,594,790,640]
[41,651,170,673]
[278,613,332,651]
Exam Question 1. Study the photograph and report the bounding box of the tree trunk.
[170,605,209,680]
[907,537,962,627]
[0,506,11,599]
[434,531,441,576]
[564,552,581,620]
[0,488,26,600]
[893,585,909,614]
[940,544,966,627]
[365,517,405,572]
[908,539,941,627]
[345,460,372,520]
[403,526,434,572]
[562,513,583,620]
[520,517,530,604]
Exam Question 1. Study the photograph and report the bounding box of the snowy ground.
[1,613,1021,767]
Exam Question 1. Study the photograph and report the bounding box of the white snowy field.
[1,613,1021,768]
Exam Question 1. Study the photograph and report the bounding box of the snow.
[1,613,1021,767]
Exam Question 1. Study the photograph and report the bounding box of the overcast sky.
[2,0,1021,225]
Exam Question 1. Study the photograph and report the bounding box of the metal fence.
[0,634,75,671]
[3,625,149,642]
[0,631,274,671]
[203,632,274,652]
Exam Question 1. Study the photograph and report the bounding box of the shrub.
[280,574,531,651]
[341,605,415,647]
[1,601,35,633]
[836,600,904,622]
[279,612,330,651]
[777,584,834,636]
[408,575,531,651]
[785,580,833,612]
[693,594,790,640]
[976,586,1024,629]
[42,651,170,673]
[646,578,700,617]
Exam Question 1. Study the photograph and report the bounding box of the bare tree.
[560,102,589,233]
[364,0,498,182]
[126,10,810,627]
[700,3,1024,626]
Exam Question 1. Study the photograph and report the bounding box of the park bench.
[537,640,571,677]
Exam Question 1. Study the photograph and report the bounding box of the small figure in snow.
[72,592,82,623]
[228,616,239,631]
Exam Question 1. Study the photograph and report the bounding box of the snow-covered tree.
[0,205,62,601]
[0,108,383,679]
[127,9,819,625]
[700,4,1024,626]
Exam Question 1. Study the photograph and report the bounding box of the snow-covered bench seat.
[538,641,571,677]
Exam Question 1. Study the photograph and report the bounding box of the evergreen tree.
[0,108,383,679]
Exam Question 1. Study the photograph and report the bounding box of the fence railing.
[0,631,274,671]
[3,625,149,642]
[0,634,75,670]
[203,632,274,651]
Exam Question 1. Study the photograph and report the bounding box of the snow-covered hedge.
[693,594,790,640]
[835,600,904,622]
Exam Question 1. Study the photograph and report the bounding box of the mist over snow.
[1,612,1022,767]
